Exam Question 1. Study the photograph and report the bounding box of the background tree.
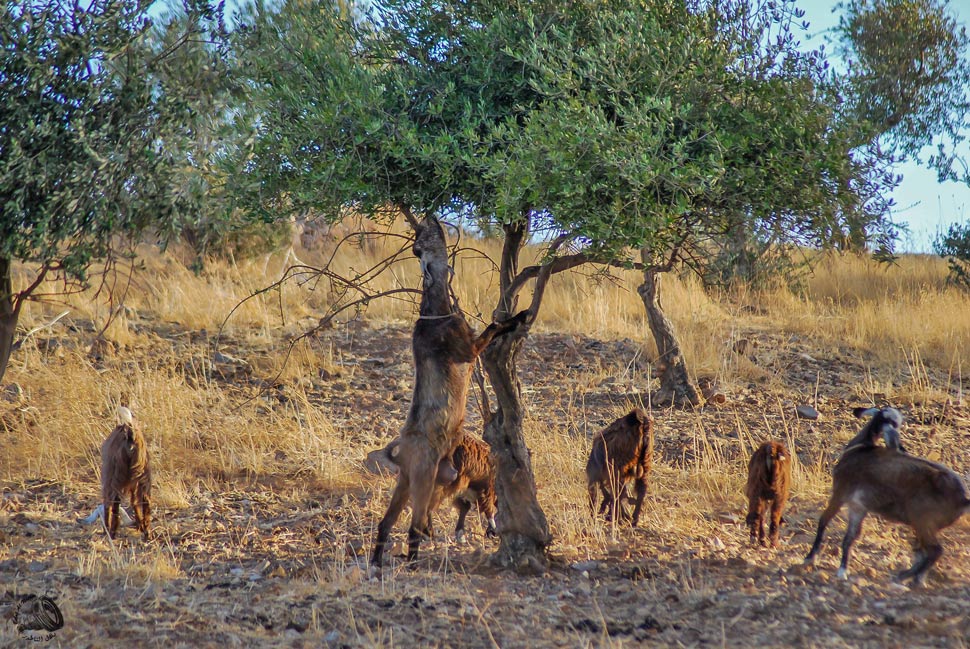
[836,0,970,167]
[232,0,900,564]
[0,0,225,383]
[483,0,898,405]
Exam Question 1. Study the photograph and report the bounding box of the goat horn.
[853,407,879,419]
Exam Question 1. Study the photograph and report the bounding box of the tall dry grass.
[4,227,969,582]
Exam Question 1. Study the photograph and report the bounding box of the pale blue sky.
[796,0,970,252]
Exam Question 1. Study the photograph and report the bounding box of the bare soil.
[2,319,970,648]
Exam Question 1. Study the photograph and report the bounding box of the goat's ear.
[853,407,879,419]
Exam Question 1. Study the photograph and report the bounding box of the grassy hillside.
[2,229,969,647]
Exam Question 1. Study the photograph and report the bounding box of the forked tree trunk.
[481,220,551,571]
[0,257,18,386]
[637,264,701,408]
[481,329,551,571]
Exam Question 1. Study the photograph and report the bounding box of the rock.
[571,560,602,572]
[2,383,24,403]
[27,561,47,573]
[796,405,819,420]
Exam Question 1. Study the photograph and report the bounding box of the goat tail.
[118,405,133,426]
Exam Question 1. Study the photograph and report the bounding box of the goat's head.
[764,442,787,472]
[412,215,450,287]
[622,408,653,438]
[853,406,904,449]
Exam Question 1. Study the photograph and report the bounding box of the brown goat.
[805,407,970,585]
[586,409,654,527]
[368,435,497,541]
[100,406,151,540]
[744,441,791,548]
[371,216,527,566]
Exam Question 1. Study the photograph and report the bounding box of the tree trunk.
[481,328,551,571]
[637,265,701,408]
[481,219,551,571]
[0,257,18,385]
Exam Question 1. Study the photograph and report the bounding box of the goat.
[849,406,906,451]
[371,215,527,566]
[100,406,152,540]
[804,407,970,585]
[744,441,791,548]
[586,409,654,527]
[368,435,497,542]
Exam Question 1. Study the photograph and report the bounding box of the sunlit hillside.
[3,225,970,647]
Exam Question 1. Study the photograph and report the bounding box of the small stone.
[27,561,47,573]
[796,405,819,420]
[2,383,24,403]
[571,560,601,572]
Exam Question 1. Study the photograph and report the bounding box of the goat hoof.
[836,567,848,580]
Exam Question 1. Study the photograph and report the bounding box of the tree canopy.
[836,0,970,180]
[0,0,226,381]
[233,0,906,558]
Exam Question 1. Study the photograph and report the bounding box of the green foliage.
[836,0,970,176]
[142,3,268,267]
[933,221,970,289]
[234,0,899,275]
[0,1,210,282]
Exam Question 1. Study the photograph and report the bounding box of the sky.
[796,0,970,252]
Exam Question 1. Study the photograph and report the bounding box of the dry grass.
[3,228,970,646]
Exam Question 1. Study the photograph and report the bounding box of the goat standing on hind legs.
[371,215,528,567]
[100,406,152,540]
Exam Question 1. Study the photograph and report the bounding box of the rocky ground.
[2,319,970,648]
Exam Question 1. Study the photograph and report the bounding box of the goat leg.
[372,476,410,566]
[454,497,472,543]
[768,501,783,548]
[805,496,844,565]
[837,507,866,579]
[471,309,531,356]
[630,477,647,528]
[406,472,435,561]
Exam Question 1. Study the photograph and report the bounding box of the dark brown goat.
[744,441,791,548]
[368,435,497,541]
[371,216,527,566]
[586,409,654,527]
[804,408,970,585]
[100,406,151,540]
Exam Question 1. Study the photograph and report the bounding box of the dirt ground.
[2,320,970,648]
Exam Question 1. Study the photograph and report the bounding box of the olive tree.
[0,0,226,382]
[233,0,898,564]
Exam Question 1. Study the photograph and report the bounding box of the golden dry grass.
[3,228,970,646]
